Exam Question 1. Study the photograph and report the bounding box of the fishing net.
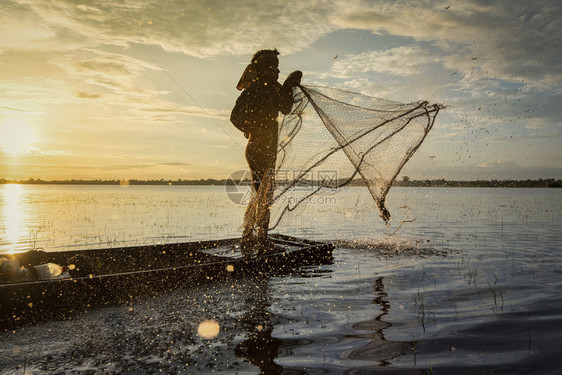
[243,85,442,234]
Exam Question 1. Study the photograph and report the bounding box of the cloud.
[331,0,562,87]
[8,0,337,58]
[158,162,192,167]
[0,3,56,53]
[76,91,101,99]
[330,78,393,98]
[0,155,222,180]
[50,49,158,92]
[0,78,71,107]
[77,60,132,76]
[7,0,559,113]
[140,104,229,120]
[47,49,232,126]
[526,118,561,130]
[401,157,562,180]
[496,131,562,142]
[330,46,438,79]
[475,159,519,169]
[442,89,562,130]
[1,106,35,112]
[5,1,560,90]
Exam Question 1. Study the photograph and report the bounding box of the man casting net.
[231,50,442,254]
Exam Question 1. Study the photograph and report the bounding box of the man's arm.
[280,71,302,115]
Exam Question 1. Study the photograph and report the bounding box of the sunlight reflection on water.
[0,184,29,252]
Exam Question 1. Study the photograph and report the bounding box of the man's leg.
[255,167,276,253]
[241,146,266,253]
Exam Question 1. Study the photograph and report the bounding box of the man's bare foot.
[240,237,257,257]
[255,239,278,256]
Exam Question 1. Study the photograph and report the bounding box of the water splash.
[331,237,449,258]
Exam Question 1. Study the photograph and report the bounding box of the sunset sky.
[1,0,560,181]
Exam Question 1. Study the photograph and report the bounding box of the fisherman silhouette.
[231,49,302,254]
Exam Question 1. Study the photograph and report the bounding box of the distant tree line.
[392,176,562,188]
[1,177,561,188]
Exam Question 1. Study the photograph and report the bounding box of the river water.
[0,184,561,374]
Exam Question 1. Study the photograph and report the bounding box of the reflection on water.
[247,274,415,373]
[0,184,29,251]
[348,277,410,367]
[234,278,284,374]
[0,185,249,254]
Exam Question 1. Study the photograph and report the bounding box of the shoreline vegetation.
[1,177,561,188]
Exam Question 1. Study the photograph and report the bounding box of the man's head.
[236,49,281,90]
[252,49,280,83]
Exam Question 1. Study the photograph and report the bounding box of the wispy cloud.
[330,46,438,78]
[1,106,36,112]
[158,162,192,167]
[8,0,336,57]
[331,0,562,87]
[76,91,101,99]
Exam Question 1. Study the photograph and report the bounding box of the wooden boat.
[0,234,333,329]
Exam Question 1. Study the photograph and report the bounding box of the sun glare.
[0,118,37,154]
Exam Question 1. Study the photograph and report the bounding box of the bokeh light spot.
[197,320,220,339]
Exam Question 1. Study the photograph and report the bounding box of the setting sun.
[0,118,37,155]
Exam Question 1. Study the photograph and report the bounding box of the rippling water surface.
[1,185,561,374]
